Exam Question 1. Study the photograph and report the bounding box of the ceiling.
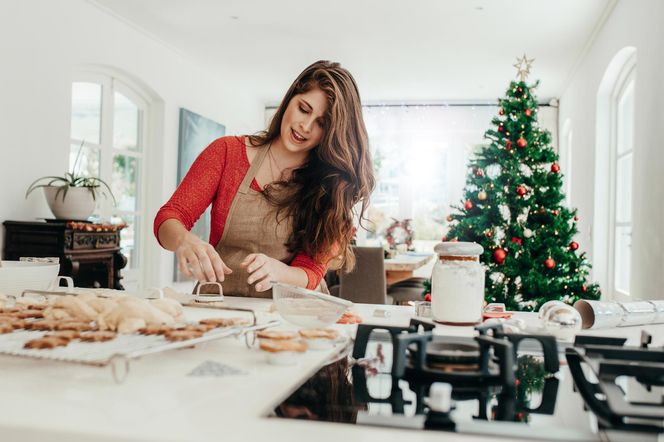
[90,0,613,104]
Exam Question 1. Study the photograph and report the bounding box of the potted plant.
[25,142,116,220]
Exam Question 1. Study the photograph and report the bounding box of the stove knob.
[428,382,452,413]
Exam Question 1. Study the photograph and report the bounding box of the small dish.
[259,339,307,365]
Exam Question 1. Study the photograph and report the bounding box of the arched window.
[69,71,150,290]
[594,47,636,300]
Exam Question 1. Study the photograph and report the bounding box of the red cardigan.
[153,136,326,289]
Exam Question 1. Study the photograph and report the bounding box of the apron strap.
[238,143,270,194]
[218,143,270,245]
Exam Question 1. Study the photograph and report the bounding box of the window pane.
[617,81,634,155]
[118,214,139,270]
[113,92,140,151]
[112,154,139,211]
[71,82,102,144]
[615,153,632,223]
[69,143,100,177]
[614,225,631,294]
[363,105,497,241]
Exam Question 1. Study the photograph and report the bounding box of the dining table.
[383,252,434,286]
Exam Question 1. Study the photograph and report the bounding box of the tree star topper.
[513,54,535,81]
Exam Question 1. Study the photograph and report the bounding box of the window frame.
[607,63,636,300]
[70,72,150,290]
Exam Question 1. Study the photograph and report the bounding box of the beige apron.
[198,144,327,298]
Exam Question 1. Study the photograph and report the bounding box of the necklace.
[268,148,284,181]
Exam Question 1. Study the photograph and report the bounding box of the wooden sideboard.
[2,220,127,290]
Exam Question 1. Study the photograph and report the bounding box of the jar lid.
[434,241,484,257]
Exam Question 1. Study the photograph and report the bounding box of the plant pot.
[43,186,96,220]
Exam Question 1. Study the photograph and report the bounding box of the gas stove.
[272,321,664,441]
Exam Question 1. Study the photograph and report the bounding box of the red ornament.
[506,140,513,151]
[552,210,559,216]
[476,168,484,177]
[574,216,579,221]
[551,163,560,173]
[569,241,579,251]
[582,285,588,293]
[544,258,556,269]
[424,293,432,302]
[499,108,505,116]
[493,248,507,264]
[464,200,473,210]
[516,137,527,148]
[516,186,527,196]
[511,237,522,246]
[441,236,447,242]
[485,229,493,238]
[498,125,505,133]
[525,109,532,117]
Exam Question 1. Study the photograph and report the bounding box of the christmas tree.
[444,56,600,311]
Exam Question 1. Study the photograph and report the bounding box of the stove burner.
[409,340,481,372]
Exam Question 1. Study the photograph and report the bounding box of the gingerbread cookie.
[15,309,45,319]
[46,330,81,340]
[0,322,14,334]
[4,318,27,330]
[24,336,69,349]
[138,324,174,335]
[164,329,203,342]
[199,317,251,328]
[56,321,95,332]
[26,320,59,331]
[182,323,216,333]
[80,331,117,342]
[256,330,297,340]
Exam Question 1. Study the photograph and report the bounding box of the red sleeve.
[153,138,228,245]
[290,242,341,290]
[290,252,327,290]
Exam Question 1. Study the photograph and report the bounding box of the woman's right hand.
[175,232,232,282]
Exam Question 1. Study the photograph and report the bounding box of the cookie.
[15,309,45,319]
[256,330,297,340]
[4,318,27,330]
[298,329,339,340]
[0,322,14,334]
[24,336,69,349]
[46,330,81,340]
[80,331,117,342]
[26,320,59,331]
[199,317,251,328]
[138,324,174,335]
[259,339,307,353]
[182,323,216,333]
[164,329,203,342]
[56,321,95,332]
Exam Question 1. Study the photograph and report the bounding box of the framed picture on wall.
[174,108,226,282]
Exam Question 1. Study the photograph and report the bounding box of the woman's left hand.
[241,253,289,292]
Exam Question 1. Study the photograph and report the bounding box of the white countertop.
[1,297,663,442]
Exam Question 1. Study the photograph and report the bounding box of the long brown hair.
[248,60,374,271]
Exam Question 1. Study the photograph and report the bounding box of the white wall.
[559,0,664,299]
[0,0,265,288]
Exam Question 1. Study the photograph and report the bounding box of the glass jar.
[431,242,484,325]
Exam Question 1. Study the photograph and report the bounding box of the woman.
[154,60,374,297]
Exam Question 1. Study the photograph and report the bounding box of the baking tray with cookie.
[0,286,279,382]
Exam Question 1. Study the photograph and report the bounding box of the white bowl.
[0,261,61,297]
[272,282,352,328]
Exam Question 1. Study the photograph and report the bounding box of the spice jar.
[431,242,485,325]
